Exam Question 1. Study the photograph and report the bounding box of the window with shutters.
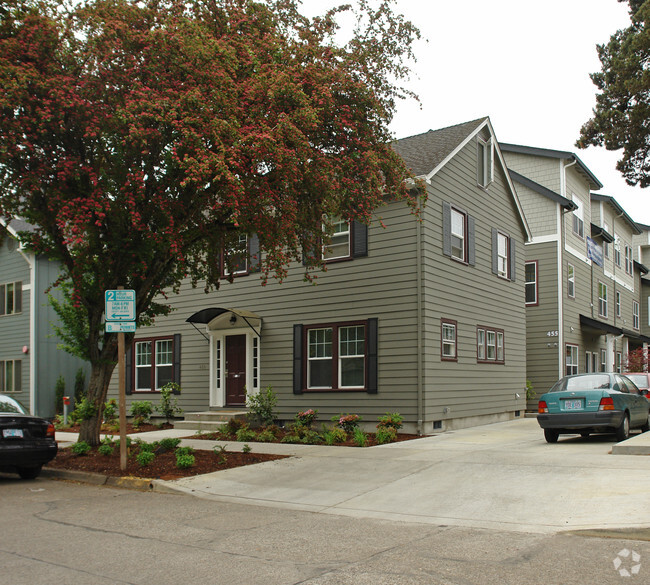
[0,281,22,316]
[443,202,475,265]
[132,336,178,392]
[294,319,377,393]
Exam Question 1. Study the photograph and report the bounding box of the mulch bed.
[57,422,175,434]
[48,446,288,480]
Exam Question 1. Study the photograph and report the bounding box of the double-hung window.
[492,229,515,280]
[572,197,584,238]
[307,322,365,389]
[441,319,457,361]
[0,281,22,316]
[477,326,504,364]
[443,202,475,265]
[223,234,249,276]
[625,245,633,275]
[633,301,640,329]
[0,360,21,392]
[616,291,621,317]
[598,282,608,318]
[566,344,578,375]
[567,264,575,298]
[451,209,466,261]
[603,222,610,258]
[323,219,351,261]
[525,261,538,305]
[614,235,621,267]
[497,233,509,278]
[131,336,179,392]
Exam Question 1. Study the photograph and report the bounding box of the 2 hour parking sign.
[105,289,136,321]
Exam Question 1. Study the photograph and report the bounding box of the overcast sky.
[301,0,650,224]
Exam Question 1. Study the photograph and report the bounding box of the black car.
[0,394,57,479]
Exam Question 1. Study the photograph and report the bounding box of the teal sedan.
[537,373,650,443]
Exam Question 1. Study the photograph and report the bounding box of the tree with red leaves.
[0,0,422,443]
[626,347,649,372]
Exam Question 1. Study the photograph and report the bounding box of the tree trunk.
[78,353,119,446]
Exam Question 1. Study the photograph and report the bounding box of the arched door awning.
[186,308,262,342]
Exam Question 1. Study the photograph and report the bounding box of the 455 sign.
[105,289,136,333]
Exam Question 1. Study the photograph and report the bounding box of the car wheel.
[544,429,559,443]
[615,414,630,442]
[17,466,42,480]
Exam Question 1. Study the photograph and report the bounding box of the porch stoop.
[173,409,248,432]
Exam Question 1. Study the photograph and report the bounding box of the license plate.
[2,428,24,438]
[564,399,583,410]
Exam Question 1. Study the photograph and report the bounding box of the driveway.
[159,418,650,534]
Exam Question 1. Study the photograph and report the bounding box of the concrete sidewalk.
[54,419,650,535]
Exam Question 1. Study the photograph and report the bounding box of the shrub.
[256,429,277,442]
[175,446,195,457]
[246,385,277,426]
[352,427,368,447]
[97,443,114,456]
[223,418,245,437]
[114,436,132,450]
[136,451,156,467]
[235,425,257,442]
[241,444,252,453]
[175,453,195,469]
[130,401,153,427]
[375,426,397,445]
[377,412,403,431]
[280,434,302,444]
[158,437,181,452]
[213,445,228,464]
[71,397,97,422]
[323,427,347,445]
[136,440,155,453]
[332,413,362,433]
[71,441,91,455]
[525,380,536,401]
[103,399,118,425]
[54,375,65,416]
[294,409,317,428]
[299,429,323,444]
[156,382,183,423]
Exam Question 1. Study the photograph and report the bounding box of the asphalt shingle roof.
[392,118,488,177]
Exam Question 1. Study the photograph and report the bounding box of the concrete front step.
[173,410,249,432]
[173,420,227,432]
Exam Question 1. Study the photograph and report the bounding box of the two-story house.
[501,143,650,398]
[0,219,90,417]
[633,223,650,341]
[110,117,532,433]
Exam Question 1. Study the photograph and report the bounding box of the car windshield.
[625,375,649,390]
[0,394,27,414]
[550,374,611,392]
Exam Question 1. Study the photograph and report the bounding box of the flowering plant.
[332,413,362,433]
[377,412,403,431]
[294,409,318,428]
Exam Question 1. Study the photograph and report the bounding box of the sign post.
[105,289,136,471]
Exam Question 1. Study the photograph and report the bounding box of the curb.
[42,467,157,491]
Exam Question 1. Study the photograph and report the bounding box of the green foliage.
[241,444,252,454]
[377,412,403,431]
[332,413,362,433]
[71,441,92,455]
[156,383,183,423]
[129,401,153,427]
[577,1,650,186]
[323,427,348,445]
[136,451,156,466]
[54,375,65,416]
[256,428,277,442]
[103,399,118,424]
[375,426,397,445]
[352,427,369,447]
[74,368,86,405]
[175,446,196,469]
[115,436,133,450]
[72,397,98,421]
[236,425,257,442]
[223,418,245,437]
[246,386,277,427]
[525,380,536,401]
[135,440,156,453]
[98,443,114,456]
[213,445,228,464]
[46,281,91,362]
[158,437,181,451]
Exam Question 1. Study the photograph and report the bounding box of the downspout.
[558,159,577,378]
[18,248,36,415]
[416,208,424,435]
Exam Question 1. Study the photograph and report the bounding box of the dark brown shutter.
[172,334,181,391]
[14,281,22,313]
[352,222,368,258]
[366,318,378,394]
[293,324,304,394]
[125,347,133,395]
[442,202,452,257]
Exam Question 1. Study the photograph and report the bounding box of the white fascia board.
[425,118,532,242]
[565,244,591,265]
[526,234,560,245]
